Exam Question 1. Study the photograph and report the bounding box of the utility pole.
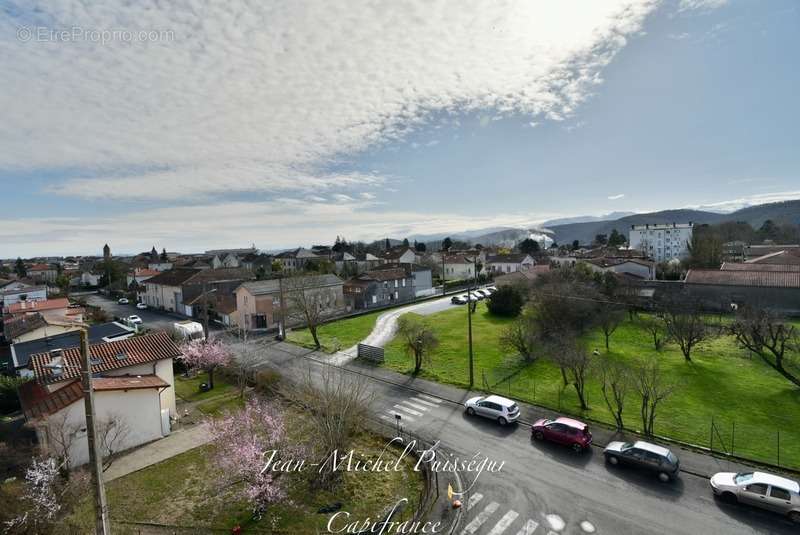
[467,266,474,387]
[278,274,288,339]
[441,254,446,296]
[80,329,110,535]
[202,281,209,340]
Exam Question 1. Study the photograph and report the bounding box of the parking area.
[83,293,188,332]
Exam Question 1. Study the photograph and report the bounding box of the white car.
[710,471,800,523]
[464,395,520,426]
[468,291,484,301]
[451,294,468,305]
[475,289,491,298]
[127,315,143,325]
[485,286,498,293]
[136,302,147,310]
[117,298,129,305]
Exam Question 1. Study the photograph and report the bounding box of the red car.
[531,417,592,452]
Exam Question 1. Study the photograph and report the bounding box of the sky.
[1,0,798,257]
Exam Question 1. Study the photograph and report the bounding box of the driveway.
[330,295,459,365]
[245,341,799,535]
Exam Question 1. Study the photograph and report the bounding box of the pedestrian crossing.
[379,392,444,424]
[460,493,593,535]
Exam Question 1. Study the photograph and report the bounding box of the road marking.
[384,411,416,423]
[514,520,539,535]
[417,393,443,403]
[460,502,499,535]
[401,400,429,412]
[393,404,422,417]
[410,396,439,408]
[579,521,595,533]
[487,510,519,535]
[466,492,484,510]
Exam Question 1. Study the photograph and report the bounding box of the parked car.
[485,286,498,293]
[127,315,143,325]
[117,297,129,305]
[451,294,468,305]
[531,417,592,452]
[136,302,147,310]
[468,291,484,300]
[464,395,520,425]
[604,441,680,482]
[474,289,491,298]
[710,471,800,523]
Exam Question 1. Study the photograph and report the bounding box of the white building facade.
[629,223,693,262]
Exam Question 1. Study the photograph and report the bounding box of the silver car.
[710,471,800,523]
[464,395,520,425]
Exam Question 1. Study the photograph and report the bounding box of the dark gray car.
[604,440,680,482]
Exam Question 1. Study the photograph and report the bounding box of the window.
[745,483,768,495]
[770,487,791,500]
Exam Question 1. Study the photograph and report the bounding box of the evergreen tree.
[442,237,453,251]
[160,248,168,262]
[402,238,410,247]
[14,257,27,278]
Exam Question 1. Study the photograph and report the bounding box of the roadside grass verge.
[287,309,384,353]
[383,302,800,470]
[62,431,423,533]
[174,373,242,415]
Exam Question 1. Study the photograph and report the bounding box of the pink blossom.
[179,338,232,370]
[208,399,296,513]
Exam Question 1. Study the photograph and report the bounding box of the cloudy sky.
[1,0,798,257]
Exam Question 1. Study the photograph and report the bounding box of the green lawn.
[174,373,243,415]
[287,309,384,353]
[62,433,423,533]
[383,303,800,471]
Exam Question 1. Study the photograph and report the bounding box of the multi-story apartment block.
[629,223,693,262]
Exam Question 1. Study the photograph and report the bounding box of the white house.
[486,254,535,274]
[1,285,48,308]
[18,331,180,468]
[141,269,200,312]
[442,254,476,280]
[629,223,693,263]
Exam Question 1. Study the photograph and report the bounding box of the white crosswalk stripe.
[401,400,429,412]
[416,393,443,403]
[466,492,484,511]
[382,412,416,423]
[410,396,439,407]
[393,404,422,417]
[487,510,519,535]
[514,519,540,535]
[460,502,499,535]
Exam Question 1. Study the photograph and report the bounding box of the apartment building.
[629,223,693,262]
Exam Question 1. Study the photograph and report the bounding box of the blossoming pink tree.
[179,337,232,389]
[5,457,61,532]
[209,399,297,518]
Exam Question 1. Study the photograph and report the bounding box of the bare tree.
[397,314,439,374]
[596,302,625,351]
[285,365,374,489]
[45,412,80,474]
[661,304,710,362]
[499,314,537,362]
[634,358,676,436]
[639,315,666,351]
[596,356,631,429]
[228,329,263,398]
[285,274,339,349]
[729,306,799,387]
[549,339,592,410]
[97,413,131,471]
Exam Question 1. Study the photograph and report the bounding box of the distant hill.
[542,211,636,227]
[546,200,800,245]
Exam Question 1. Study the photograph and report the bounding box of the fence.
[475,364,799,472]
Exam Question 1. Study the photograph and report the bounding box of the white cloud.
[2,1,656,201]
[608,193,625,200]
[678,0,728,13]
[331,194,355,202]
[686,190,800,213]
[360,192,376,200]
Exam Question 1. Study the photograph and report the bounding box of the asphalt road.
[84,293,186,332]
[246,342,798,535]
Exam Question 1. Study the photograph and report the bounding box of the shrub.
[0,376,29,414]
[486,285,525,317]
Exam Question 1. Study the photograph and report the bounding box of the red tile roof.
[5,298,70,315]
[685,269,800,289]
[92,375,169,391]
[18,380,84,420]
[30,331,181,384]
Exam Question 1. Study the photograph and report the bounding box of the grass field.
[63,432,423,533]
[174,373,243,415]
[287,309,384,353]
[382,303,800,470]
